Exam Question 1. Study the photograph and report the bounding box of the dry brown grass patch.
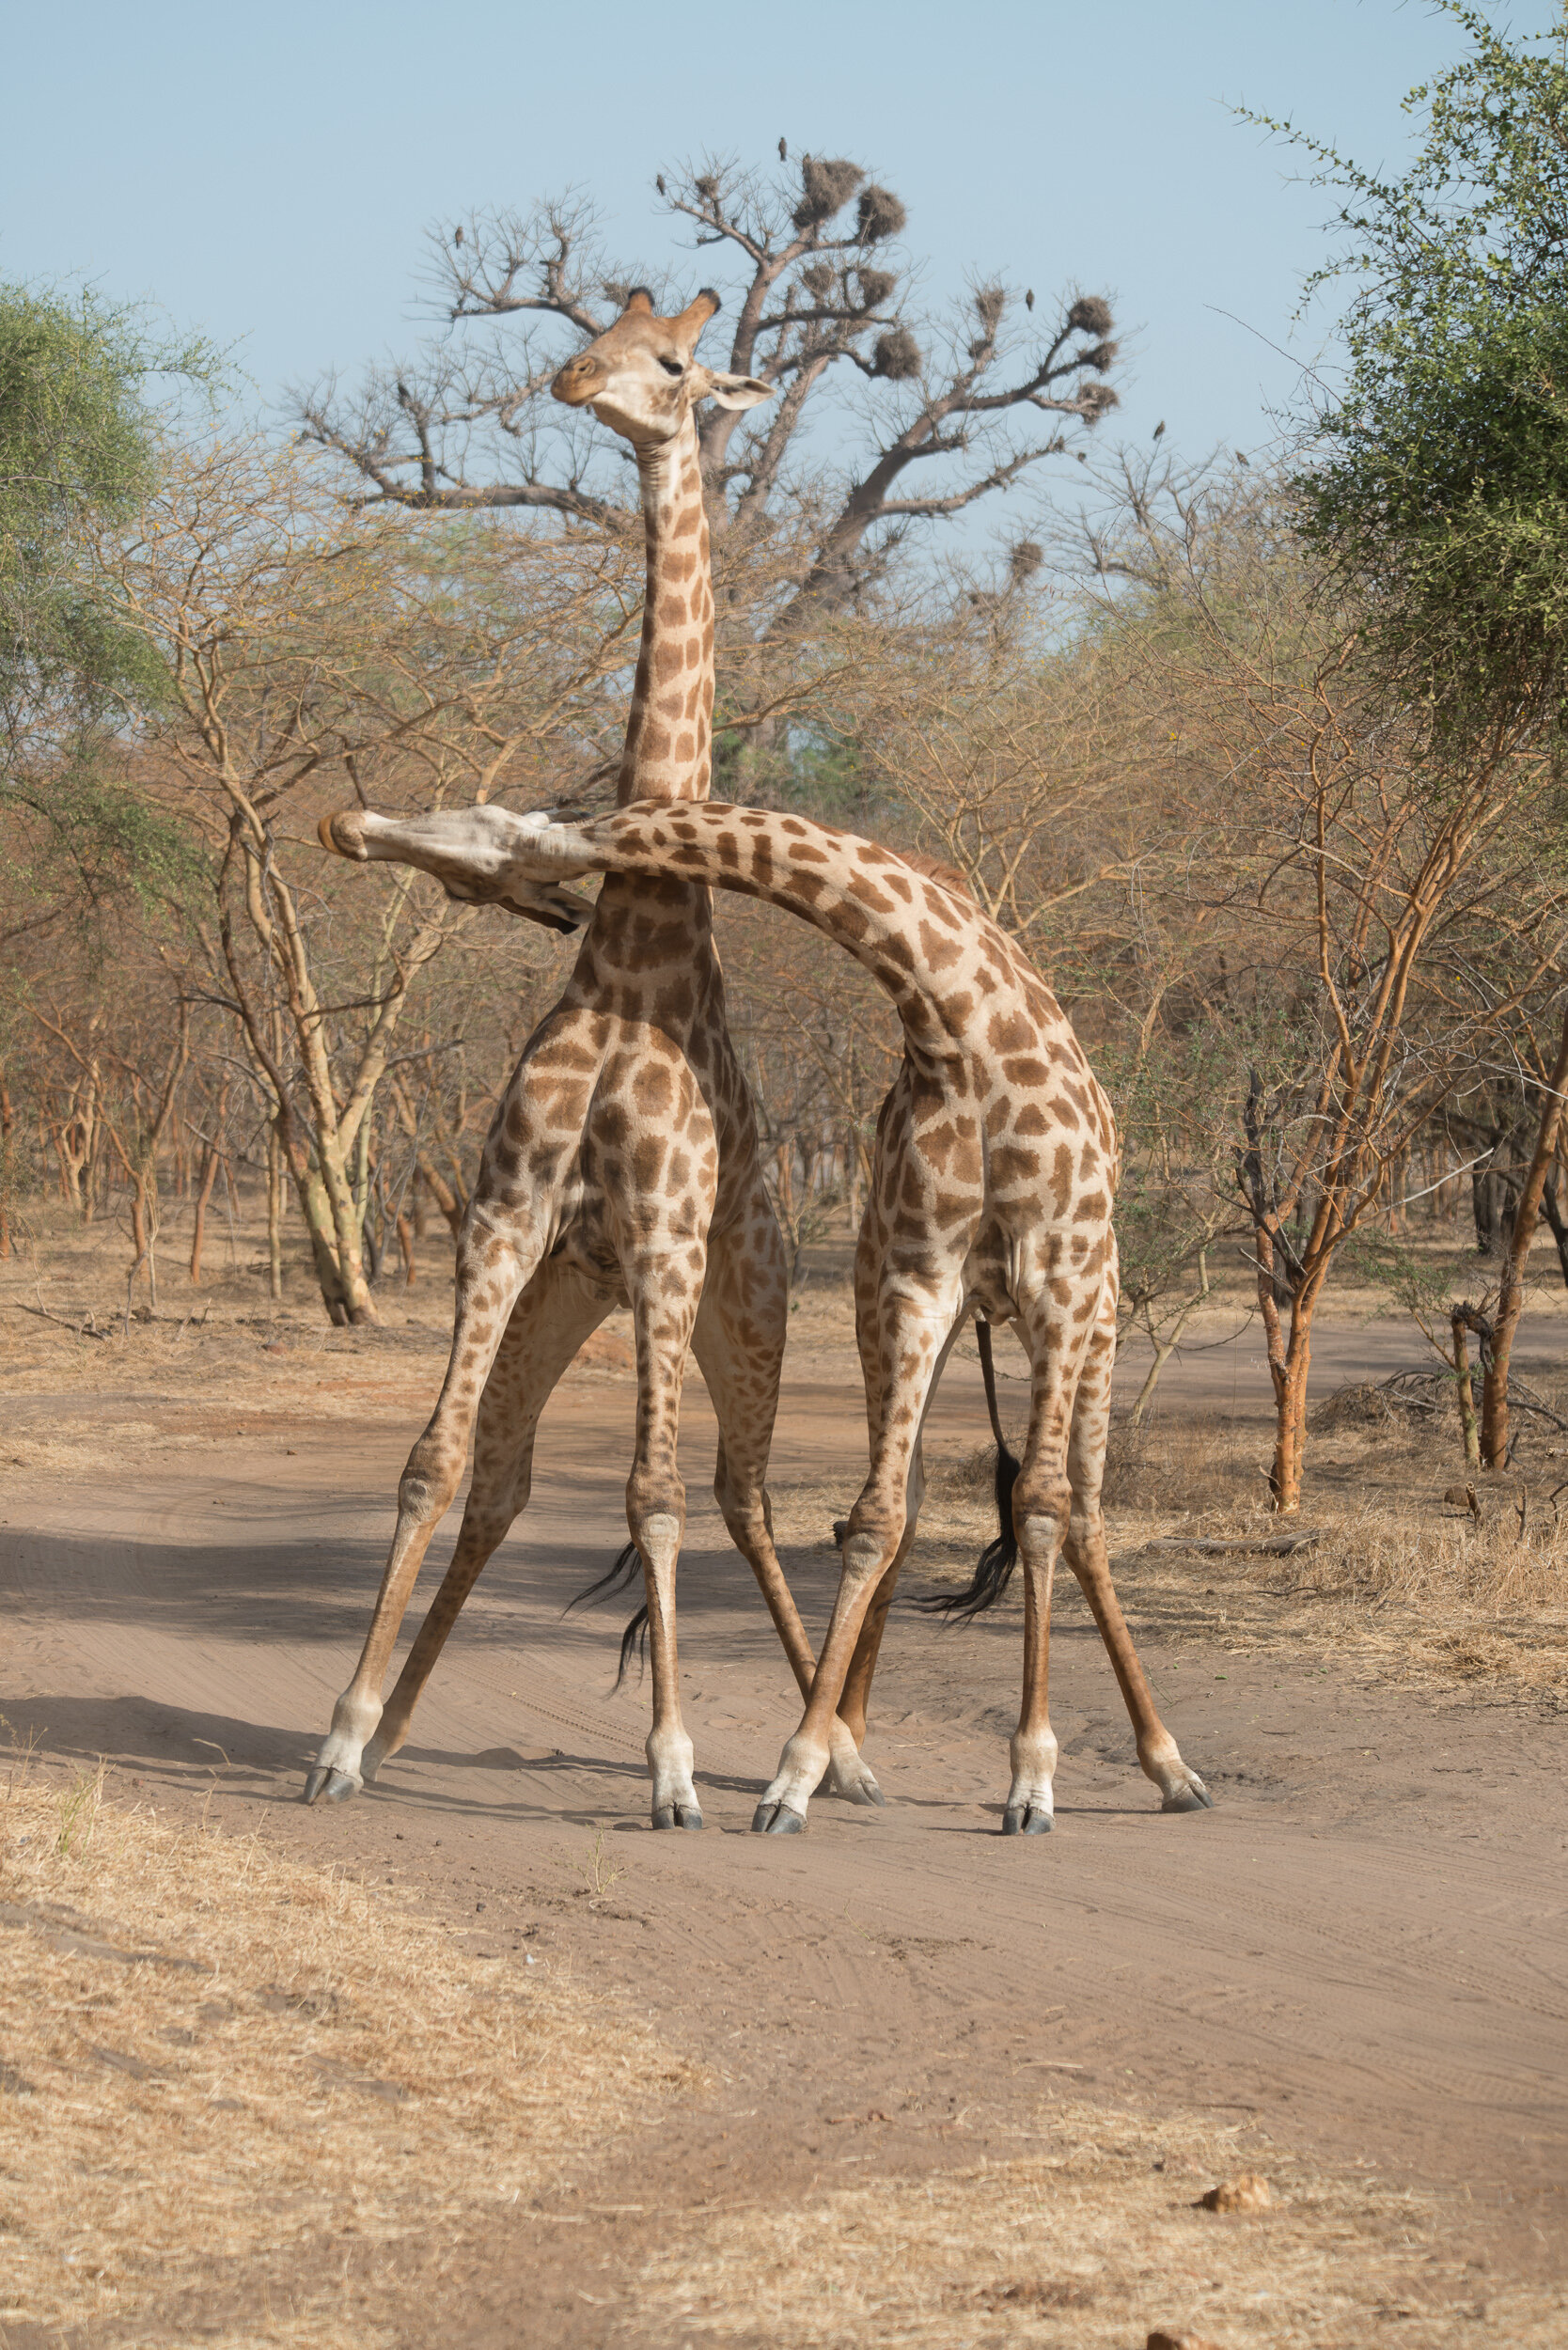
[633,2099,1565,2348]
[1095,1414,1568,1697]
[0,1760,682,2348]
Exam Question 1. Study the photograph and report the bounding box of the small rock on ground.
[1198,2170,1272,2214]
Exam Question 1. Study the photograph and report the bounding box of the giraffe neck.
[618,415,715,808]
[570,804,1049,1052]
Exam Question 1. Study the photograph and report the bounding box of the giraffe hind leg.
[693,1204,882,1808]
[1063,1261,1213,1814]
[304,1217,546,1803]
[357,1264,617,1790]
[623,1259,705,1830]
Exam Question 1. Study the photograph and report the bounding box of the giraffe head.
[552,290,770,449]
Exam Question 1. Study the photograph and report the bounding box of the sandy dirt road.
[3,1316,1566,2342]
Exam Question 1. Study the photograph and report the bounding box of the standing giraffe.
[318,796,1215,1835]
[305,291,881,1827]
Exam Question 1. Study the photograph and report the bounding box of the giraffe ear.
[699,368,772,411]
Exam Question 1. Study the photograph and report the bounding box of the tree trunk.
[396,1213,416,1285]
[189,1075,231,1286]
[189,1147,221,1284]
[317,1131,377,1323]
[416,1157,464,1235]
[1538,1169,1568,1292]
[1258,1242,1326,1514]
[1450,1309,1481,1470]
[267,1123,285,1302]
[844,1121,862,1233]
[1480,1000,1568,1468]
[1268,1299,1318,1513]
[1471,1159,1503,1256]
[293,1162,354,1324]
[0,1078,13,1260]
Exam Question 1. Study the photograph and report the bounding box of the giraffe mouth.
[551,364,602,408]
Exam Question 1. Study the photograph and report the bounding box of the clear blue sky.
[3,2,1557,476]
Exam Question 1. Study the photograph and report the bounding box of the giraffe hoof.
[301,1767,328,1806]
[321,1768,361,1804]
[651,1803,704,1830]
[1162,1780,1214,1813]
[1002,1805,1053,1835]
[751,1800,805,1836]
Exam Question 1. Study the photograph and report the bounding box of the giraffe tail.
[563,1541,651,1686]
[912,1321,1022,1622]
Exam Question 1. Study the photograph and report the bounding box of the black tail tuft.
[615,1605,651,1690]
[831,1517,849,1545]
[562,1541,651,1686]
[564,1539,641,1618]
[912,1436,1021,1621]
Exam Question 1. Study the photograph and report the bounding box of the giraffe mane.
[896,849,974,901]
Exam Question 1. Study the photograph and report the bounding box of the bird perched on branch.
[1152,419,1166,442]
[1025,288,1035,310]
[778,136,787,161]
[655,173,666,196]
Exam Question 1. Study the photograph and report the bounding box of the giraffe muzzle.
[551,357,603,407]
[319,808,369,861]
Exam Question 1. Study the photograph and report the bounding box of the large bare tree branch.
[293,150,1123,628]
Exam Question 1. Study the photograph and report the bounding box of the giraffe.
[317,795,1215,1835]
[304,290,883,1828]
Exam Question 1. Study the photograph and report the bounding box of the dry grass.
[776,1407,1568,1700]
[633,2099,1565,2348]
[0,1758,685,2349]
[1096,1414,1568,1698]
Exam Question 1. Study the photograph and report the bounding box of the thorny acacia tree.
[1110,470,1563,1510]
[98,435,631,1323]
[297,150,1121,652]
[0,283,211,950]
[1266,3,1568,1466]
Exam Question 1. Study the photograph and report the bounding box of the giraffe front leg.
[304,1219,540,1805]
[753,1278,962,1835]
[1061,1246,1213,1816]
[751,1528,897,1832]
[626,1257,705,1831]
[304,1426,462,1804]
[692,1206,884,1812]
[1003,1511,1063,1835]
[637,1511,702,1829]
[362,1265,616,1788]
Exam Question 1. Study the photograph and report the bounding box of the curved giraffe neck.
[569,803,1052,1051]
[618,415,716,808]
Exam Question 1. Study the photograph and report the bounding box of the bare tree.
[296,154,1121,636]
[95,436,620,1322]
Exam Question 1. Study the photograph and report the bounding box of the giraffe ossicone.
[304,292,880,1829]
[324,794,1216,1834]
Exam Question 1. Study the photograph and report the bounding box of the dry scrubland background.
[8,44,1568,2349]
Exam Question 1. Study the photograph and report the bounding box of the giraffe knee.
[627,1472,685,1543]
[839,1512,902,1589]
[1012,1475,1070,1554]
[400,1441,463,1522]
[632,1510,682,1593]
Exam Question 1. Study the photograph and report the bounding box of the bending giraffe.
[304,290,881,1827]
[319,796,1215,1835]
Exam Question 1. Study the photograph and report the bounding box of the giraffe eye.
[658,356,684,377]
